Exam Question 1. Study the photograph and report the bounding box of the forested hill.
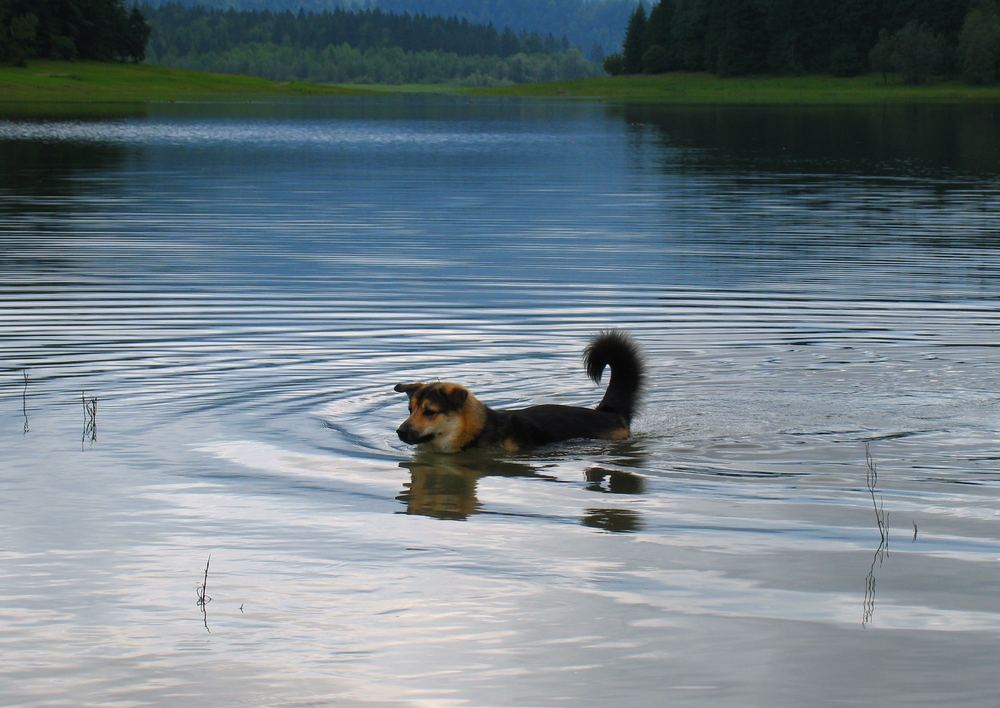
[611,0,1000,85]
[374,0,637,59]
[135,0,640,58]
[141,4,598,85]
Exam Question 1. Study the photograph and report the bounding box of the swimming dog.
[394,331,643,453]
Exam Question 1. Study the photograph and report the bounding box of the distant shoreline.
[471,72,1000,104]
[4,62,1000,109]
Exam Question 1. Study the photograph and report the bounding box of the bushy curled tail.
[584,330,644,424]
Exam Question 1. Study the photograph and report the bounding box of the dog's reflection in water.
[397,452,550,520]
[396,452,646,531]
[584,466,646,495]
[581,466,645,532]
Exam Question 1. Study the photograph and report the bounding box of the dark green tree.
[958,0,1000,83]
[124,6,150,62]
[622,4,647,74]
[669,0,709,70]
[764,0,803,72]
[892,20,948,83]
[3,10,38,66]
[644,1,672,59]
[499,26,520,56]
[642,43,669,72]
[869,28,895,83]
[603,51,626,74]
[829,44,864,76]
[714,0,767,76]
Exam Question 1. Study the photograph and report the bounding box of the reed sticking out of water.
[81,391,97,444]
[862,444,889,627]
[196,554,212,633]
[196,554,211,606]
[22,370,29,434]
[865,443,888,546]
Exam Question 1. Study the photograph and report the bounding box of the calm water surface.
[2,97,1000,705]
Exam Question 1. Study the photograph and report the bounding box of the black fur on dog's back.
[584,330,644,425]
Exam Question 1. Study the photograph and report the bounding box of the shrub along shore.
[4,61,1000,107]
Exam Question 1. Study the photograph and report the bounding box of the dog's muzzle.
[397,424,434,445]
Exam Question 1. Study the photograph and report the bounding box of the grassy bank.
[0,60,373,106]
[6,62,1000,108]
[472,72,1000,103]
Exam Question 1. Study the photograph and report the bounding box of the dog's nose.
[396,424,411,442]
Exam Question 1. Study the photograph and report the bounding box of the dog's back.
[482,331,644,450]
[492,404,630,449]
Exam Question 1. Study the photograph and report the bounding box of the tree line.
[373,0,641,60]
[140,4,597,85]
[136,0,641,59]
[143,4,573,60]
[1,0,150,65]
[152,42,597,85]
[608,0,1000,84]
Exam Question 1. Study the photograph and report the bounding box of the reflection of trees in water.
[397,449,646,531]
[0,135,133,272]
[616,103,1000,181]
[0,137,132,206]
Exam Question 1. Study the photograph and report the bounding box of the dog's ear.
[443,385,468,409]
[394,382,423,397]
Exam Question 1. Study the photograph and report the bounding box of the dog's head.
[393,381,477,452]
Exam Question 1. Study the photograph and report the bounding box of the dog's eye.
[423,408,438,417]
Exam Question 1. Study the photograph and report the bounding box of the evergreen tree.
[622,4,647,74]
[642,43,669,72]
[714,0,767,76]
[499,26,520,56]
[125,6,151,62]
[644,1,672,60]
[669,0,709,70]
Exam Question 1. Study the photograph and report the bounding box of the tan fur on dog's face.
[394,382,483,453]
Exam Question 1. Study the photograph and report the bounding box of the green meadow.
[473,72,1000,103]
[0,60,372,108]
[4,62,1000,109]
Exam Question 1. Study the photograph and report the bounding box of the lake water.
[2,97,1000,705]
